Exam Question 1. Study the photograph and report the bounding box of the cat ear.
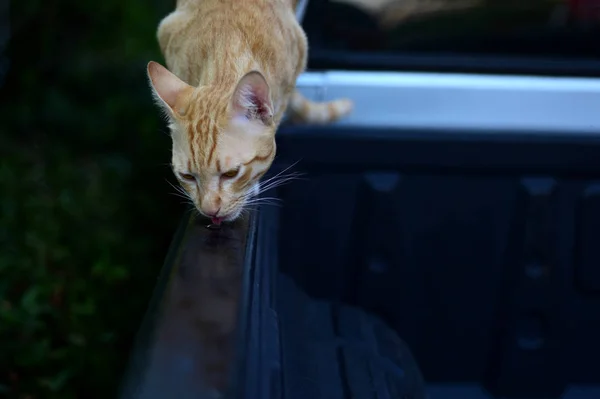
[231,71,274,125]
[147,61,193,116]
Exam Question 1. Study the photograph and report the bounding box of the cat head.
[147,61,276,223]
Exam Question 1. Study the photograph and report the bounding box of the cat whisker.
[259,173,302,187]
[244,202,281,209]
[171,188,190,199]
[233,196,283,217]
[166,179,194,204]
[170,192,192,201]
[167,189,191,200]
[244,197,282,206]
[251,196,282,202]
[159,128,171,137]
[259,166,305,183]
[259,172,305,188]
[243,197,283,208]
[259,161,304,187]
[258,175,304,193]
[166,179,185,192]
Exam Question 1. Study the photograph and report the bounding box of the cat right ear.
[231,71,274,125]
[147,61,193,116]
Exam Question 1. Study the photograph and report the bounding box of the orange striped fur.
[147,0,352,222]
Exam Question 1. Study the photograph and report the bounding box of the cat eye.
[222,168,240,179]
[179,172,195,181]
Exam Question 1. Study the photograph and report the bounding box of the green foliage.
[0,0,183,397]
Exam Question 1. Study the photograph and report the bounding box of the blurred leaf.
[20,287,41,315]
[0,0,182,397]
[39,369,73,392]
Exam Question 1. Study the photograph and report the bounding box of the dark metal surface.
[119,212,254,399]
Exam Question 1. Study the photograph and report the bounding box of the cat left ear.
[147,61,193,116]
[231,71,274,125]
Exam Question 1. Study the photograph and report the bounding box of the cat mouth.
[211,217,223,225]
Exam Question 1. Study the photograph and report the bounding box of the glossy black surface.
[119,213,253,399]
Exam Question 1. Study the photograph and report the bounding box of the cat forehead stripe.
[243,146,274,166]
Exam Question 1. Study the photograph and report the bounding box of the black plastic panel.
[269,126,600,399]
[236,204,427,399]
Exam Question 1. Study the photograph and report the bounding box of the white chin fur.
[224,207,243,222]
[225,184,259,221]
[251,182,260,198]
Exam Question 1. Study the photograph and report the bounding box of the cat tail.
[288,90,353,124]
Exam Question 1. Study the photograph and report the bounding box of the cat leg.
[288,90,353,124]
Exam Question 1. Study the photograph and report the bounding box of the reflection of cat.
[142,217,248,398]
[333,0,481,28]
[380,0,481,28]
[147,0,352,224]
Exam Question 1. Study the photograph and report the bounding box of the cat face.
[170,115,276,222]
[148,62,276,223]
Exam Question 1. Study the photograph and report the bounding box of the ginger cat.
[148,0,353,225]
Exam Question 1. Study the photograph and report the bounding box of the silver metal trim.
[295,71,600,134]
[295,0,309,22]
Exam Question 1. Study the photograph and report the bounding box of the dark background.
[0,0,183,397]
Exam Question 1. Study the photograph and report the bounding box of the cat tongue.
[211,217,222,226]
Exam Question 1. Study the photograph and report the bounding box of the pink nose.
[202,206,220,217]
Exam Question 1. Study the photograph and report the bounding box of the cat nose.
[200,197,221,217]
[203,206,221,217]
